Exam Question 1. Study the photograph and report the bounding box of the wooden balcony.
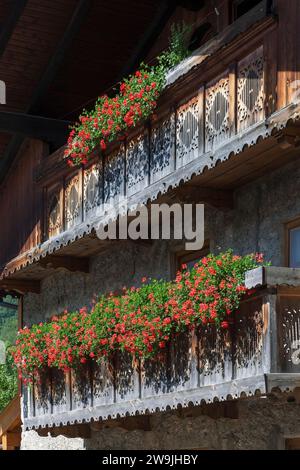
[41,46,271,242]
[22,267,300,431]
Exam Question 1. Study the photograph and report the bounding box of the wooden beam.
[0,279,40,294]
[277,133,300,149]
[39,255,89,273]
[0,0,91,182]
[0,300,18,310]
[0,111,72,145]
[29,0,91,114]
[0,0,28,58]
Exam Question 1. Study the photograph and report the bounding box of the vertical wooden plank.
[262,293,275,374]
[168,329,199,393]
[237,47,265,133]
[141,349,169,399]
[126,130,150,197]
[173,105,177,171]
[264,30,278,116]
[176,95,200,168]
[103,146,126,205]
[0,139,44,266]
[2,431,21,450]
[79,166,84,224]
[150,112,175,184]
[18,297,23,417]
[41,186,47,243]
[64,171,82,230]
[276,0,296,108]
[277,292,300,373]
[198,86,205,156]
[22,384,29,421]
[286,0,298,105]
[33,368,51,417]
[205,71,230,152]
[51,368,69,415]
[92,358,114,407]
[234,295,265,379]
[199,324,232,387]
[147,123,151,187]
[114,351,140,402]
[70,362,92,410]
[228,63,237,138]
[47,183,64,239]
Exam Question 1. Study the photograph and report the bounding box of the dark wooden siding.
[0,139,44,268]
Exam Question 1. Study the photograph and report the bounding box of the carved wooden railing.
[44,46,266,241]
[22,267,300,430]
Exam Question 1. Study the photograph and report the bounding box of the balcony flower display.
[12,251,266,383]
[64,24,192,167]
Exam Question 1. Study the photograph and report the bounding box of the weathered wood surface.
[22,286,300,430]
[277,293,300,373]
[245,267,300,289]
[36,45,269,244]
[20,291,278,428]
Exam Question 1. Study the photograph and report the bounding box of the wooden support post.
[2,431,21,450]
[228,63,237,138]
[0,111,72,145]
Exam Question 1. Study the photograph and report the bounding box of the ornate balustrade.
[22,267,300,431]
[43,46,267,241]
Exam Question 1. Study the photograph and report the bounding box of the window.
[173,240,210,275]
[285,218,300,268]
[230,0,263,22]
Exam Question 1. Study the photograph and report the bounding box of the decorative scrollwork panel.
[234,296,264,379]
[47,185,63,239]
[126,132,149,197]
[65,173,82,230]
[198,324,232,386]
[150,114,175,183]
[205,73,230,152]
[176,97,200,168]
[237,47,264,133]
[104,147,125,205]
[84,163,102,219]
[278,294,300,373]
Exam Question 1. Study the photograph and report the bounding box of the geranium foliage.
[12,251,266,383]
[0,348,18,412]
[64,24,191,167]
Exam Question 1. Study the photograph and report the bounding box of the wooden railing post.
[228,63,237,138]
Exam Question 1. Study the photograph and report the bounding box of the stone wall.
[21,394,300,450]
[23,158,300,326]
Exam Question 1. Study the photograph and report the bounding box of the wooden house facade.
[1,0,300,450]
